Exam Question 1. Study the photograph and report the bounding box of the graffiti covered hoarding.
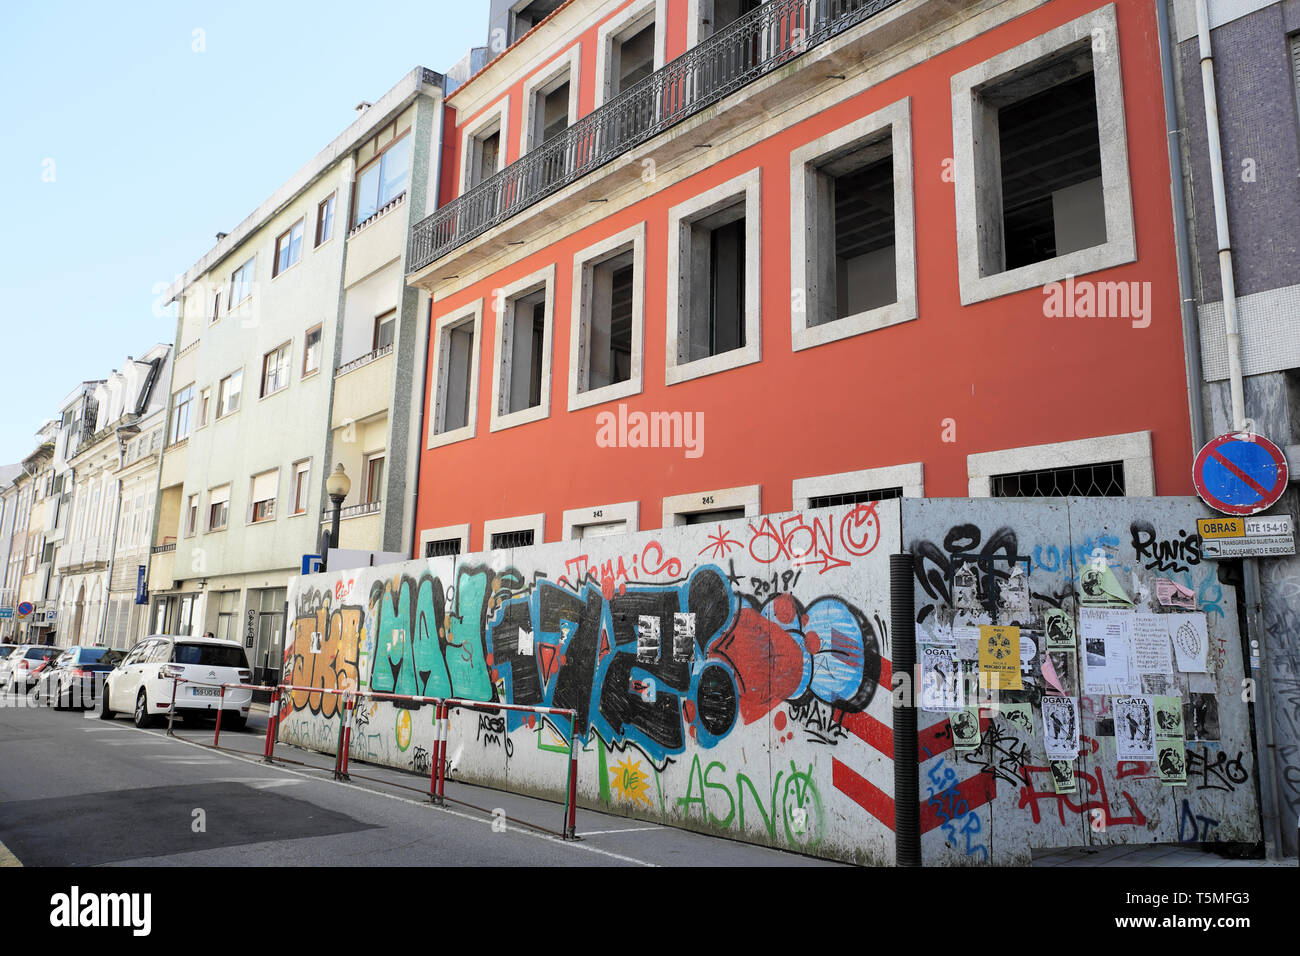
[907,497,1260,865]
[281,502,901,864]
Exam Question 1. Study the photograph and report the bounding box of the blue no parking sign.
[1192,432,1289,516]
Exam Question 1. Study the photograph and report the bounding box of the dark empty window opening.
[583,250,634,392]
[504,290,547,415]
[615,23,656,95]
[683,507,746,525]
[540,81,570,144]
[437,321,475,434]
[471,128,501,187]
[511,0,565,43]
[683,202,746,364]
[491,529,536,549]
[712,0,762,33]
[808,134,896,325]
[991,461,1125,498]
[993,56,1105,271]
[424,538,462,558]
[808,487,902,509]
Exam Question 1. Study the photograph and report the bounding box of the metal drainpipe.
[1193,0,1283,860]
[1155,0,1206,453]
[1195,0,1246,431]
[890,553,920,866]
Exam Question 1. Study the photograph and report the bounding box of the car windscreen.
[26,647,57,659]
[171,644,248,668]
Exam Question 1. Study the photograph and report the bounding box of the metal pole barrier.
[167,677,179,736]
[339,693,354,779]
[263,687,281,763]
[436,702,449,804]
[565,718,579,840]
[333,693,350,781]
[429,701,444,804]
[213,685,225,748]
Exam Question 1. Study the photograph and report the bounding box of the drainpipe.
[1195,0,1246,432]
[1155,0,1205,453]
[890,553,920,866]
[1193,0,1283,860]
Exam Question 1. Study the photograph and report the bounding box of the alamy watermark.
[1042,275,1151,329]
[595,404,704,459]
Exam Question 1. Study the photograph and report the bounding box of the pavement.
[1032,843,1296,867]
[0,698,841,867]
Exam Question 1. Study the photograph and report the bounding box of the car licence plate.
[191,687,221,697]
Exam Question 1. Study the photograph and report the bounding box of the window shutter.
[250,471,277,504]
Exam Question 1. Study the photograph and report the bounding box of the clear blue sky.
[0,0,488,461]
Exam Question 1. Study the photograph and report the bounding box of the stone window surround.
[489,264,556,433]
[792,462,924,509]
[484,512,546,548]
[593,0,668,108]
[518,44,582,157]
[459,99,510,195]
[427,298,484,450]
[662,483,761,527]
[950,2,1135,305]
[966,429,1154,497]
[789,96,917,351]
[568,221,646,412]
[418,523,471,557]
[664,167,763,386]
[561,500,641,539]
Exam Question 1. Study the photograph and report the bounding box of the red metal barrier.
[263,687,280,763]
[213,685,226,747]
[439,698,581,839]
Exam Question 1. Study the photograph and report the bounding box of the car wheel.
[133,690,155,729]
[100,684,115,719]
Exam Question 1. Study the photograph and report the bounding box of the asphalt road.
[0,697,839,867]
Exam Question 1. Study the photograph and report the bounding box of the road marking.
[0,840,20,867]
[215,778,305,790]
[145,755,222,764]
[100,738,169,746]
[579,826,664,836]
[130,726,657,867]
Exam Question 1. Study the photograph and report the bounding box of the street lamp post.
[319,464,351,572]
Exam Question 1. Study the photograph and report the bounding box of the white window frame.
[290,459,312,517]
[272,218,305,278]
[207,485,231,533]
[217,369,243,419]
[248,469,279,525]
[594,0,667,108]
[662,484,760,527]
[459,100,510,194]
[519,45,581,156]
[260,340,292,399]
[429,299,484,449]
[229,256,256,309]
[484,512,546,549]
[363,452,386,505]
[419,523,471,559]
[665,167,763,386]
[489,265,555,432]
[562,500,640,540]
[568,222,645,411]
[966,430,1153,497]
[792,462,924,510]
[789,97,917,351]
[184,494,199,538]
[950,3,1135,305]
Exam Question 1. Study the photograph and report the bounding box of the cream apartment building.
[151,67,445,683]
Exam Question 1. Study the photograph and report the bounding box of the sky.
[0,0,489,460]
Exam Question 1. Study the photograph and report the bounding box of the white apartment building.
[151,67,446,683]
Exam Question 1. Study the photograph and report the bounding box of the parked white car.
[101,635,253,729]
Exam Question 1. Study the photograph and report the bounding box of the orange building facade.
[407,0,1195,555]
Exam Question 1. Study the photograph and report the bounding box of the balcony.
[321,500,382,522]
[407,0,903,272]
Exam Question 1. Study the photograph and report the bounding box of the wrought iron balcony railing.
[408,0,902,273]
[321,500,382,522]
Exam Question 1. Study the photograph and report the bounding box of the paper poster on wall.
[1167,612,1209,673]
[1080,607,1133,692]
[1050,759,1077,795]
[920,644,966,713]
[672,612,695,663]
[997,566,1030,615]
[1132,613,1174,674]
[950,706,982,751]
[1114,695,1157,760]
[636,615,660,663]
[953,562,980,610]
[1157,738,1187,786]
[978,624,1022,691]
[1154,695,1184,739]
[998,702,1034,735]
[1155,578,1197,610]
[1183,693,1220,741]
[1044,607,1076,650]
[953,626,980,661]
[517,627,534,656]
[1042,696,1079,760]
[1078,562,1133,607]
